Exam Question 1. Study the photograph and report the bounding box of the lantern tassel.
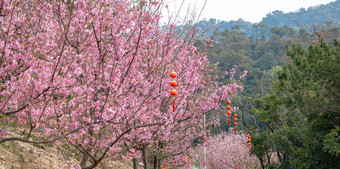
[249,147,251,153]
[228,116,230,125]
[235,126,237,133]
[173,98,175,112]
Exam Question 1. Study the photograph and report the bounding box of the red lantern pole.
[170,68,177,112]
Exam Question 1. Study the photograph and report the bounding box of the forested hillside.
[194,0,340,37]
[262,0,340,27]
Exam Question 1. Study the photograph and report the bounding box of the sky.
[162,0,336,23]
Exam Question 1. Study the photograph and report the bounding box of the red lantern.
[170,70,178,112]
[234,122,238,133]
[248,134,252,152]
[170,80,177,87]
[170,71,177,78]
[187,155,190,169]
[226,100,232,125]
[170,89,177,96]
[234,112,238,133]
[227,111,231,125]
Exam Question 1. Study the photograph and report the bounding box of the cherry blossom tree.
[190,130,277,169]
[1,0,244,168]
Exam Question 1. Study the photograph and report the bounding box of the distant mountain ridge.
[194,0,340,37]
[261,0,340,27]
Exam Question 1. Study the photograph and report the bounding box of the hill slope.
[194,0,340,37]
[261,0,340,27]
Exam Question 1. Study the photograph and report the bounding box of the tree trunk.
[258,156,265,169]
[142,146,148,169]
[157,158,162,169]
[277,150,283,164]
[153,156,157,169]
[266,151,271,165]
[133,158,138,169]
[80,151,89,168]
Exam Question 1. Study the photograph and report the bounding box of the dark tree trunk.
[266,151,271,165]
[157,158,162,169]
[258,156,265,169]
[277,150,283,164]
[80,151,89,168]
[153,156,157,169]
[142,146,148,169]
[133,158,138,169]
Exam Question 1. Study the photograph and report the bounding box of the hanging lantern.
[226,100,231,125]
[234,113,238,133]
[227,111,231,125]
[187,155,190,169]
[170,71,177,112]
[248,134,252,153]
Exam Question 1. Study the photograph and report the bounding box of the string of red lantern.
[188,155,190,169]
[226,100,231,125]
[248,134,252,153]
[234,112,238,133]
[170,62,177,112]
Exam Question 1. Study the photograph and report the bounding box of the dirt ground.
[0,133,133,169]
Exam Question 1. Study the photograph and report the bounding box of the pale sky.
[162,0,336,23]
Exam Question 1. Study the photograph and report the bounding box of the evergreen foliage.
[251,40,340,168]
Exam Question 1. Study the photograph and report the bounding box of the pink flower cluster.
[191,131,260,169]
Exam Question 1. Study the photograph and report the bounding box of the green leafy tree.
[278,40,340,168]
[252,40,340,169]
